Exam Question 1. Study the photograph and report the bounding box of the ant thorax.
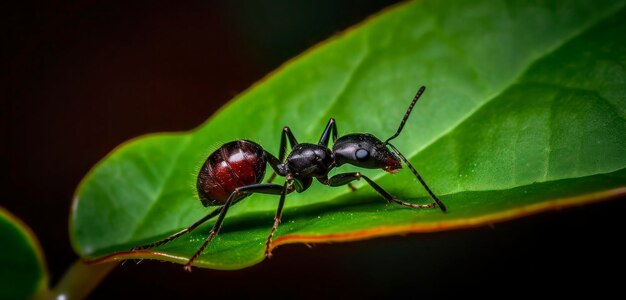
[284,143,335,178]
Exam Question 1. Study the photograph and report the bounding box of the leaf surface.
[71,0,626,270]
[0,208,48,299]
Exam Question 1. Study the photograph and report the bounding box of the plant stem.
[44,261,117,300]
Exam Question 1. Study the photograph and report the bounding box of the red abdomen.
[196,140,267,206]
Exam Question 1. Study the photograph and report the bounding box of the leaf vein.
[334,2,626,198]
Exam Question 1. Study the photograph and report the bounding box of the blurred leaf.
[71,0,626,270]
[0,207,48,299]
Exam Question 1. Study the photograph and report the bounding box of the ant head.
[332,133,402,172]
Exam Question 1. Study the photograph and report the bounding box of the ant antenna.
[386,142,447,212]
[384,86,426,144]
[383,86,446,212]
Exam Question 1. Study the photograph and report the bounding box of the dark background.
[3,1,624,298]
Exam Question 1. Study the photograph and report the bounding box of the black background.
[3,1,625,298]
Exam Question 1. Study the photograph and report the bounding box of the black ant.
[131,86,446,271]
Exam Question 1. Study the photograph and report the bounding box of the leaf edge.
[82,185,626,270]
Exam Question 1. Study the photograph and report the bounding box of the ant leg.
[386,142,446,212]
[317,173,355,192]
[318,118,338,147]
[184,183,286,271]
[265,151,287,179]
[319,119,351,194]
[279,126,299,158]
[265,179,290,257]
[327,172,436,209]
[131,208,222,251]
[267,126,299,183]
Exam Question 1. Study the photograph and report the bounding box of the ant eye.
[355,148,369,162]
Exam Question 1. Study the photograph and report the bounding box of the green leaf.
[0,207,48,299]
[71,0,626,270]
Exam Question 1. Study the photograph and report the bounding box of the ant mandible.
[131,86,447,271]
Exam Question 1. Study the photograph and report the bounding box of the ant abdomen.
[196,140,267,206]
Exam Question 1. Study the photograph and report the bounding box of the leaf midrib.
[330,3,626,197]
[99,1,626,245]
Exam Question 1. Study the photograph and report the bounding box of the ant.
[131,86,446,271]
